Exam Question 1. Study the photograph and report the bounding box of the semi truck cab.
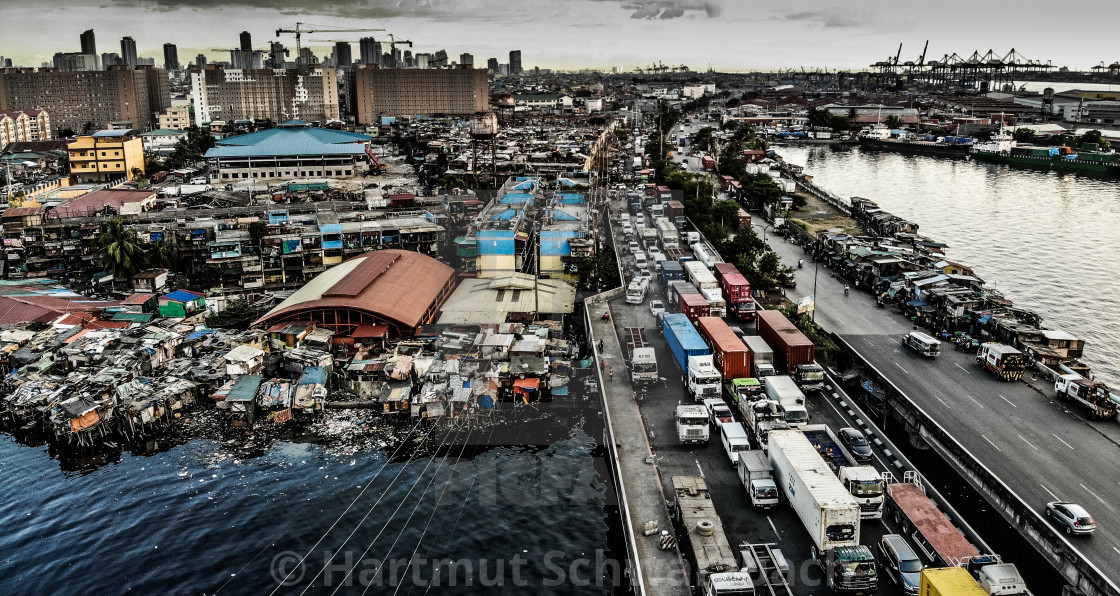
[677,404,710,444]
[688,355,723,400]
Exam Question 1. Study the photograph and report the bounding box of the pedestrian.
[598,339,604,352]
[609,367,614,381]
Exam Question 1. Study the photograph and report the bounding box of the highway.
[758,222,1120,583]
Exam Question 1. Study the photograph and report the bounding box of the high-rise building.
[102,53,122,68]
[432,50,448,68]
[191,65,339,124]
[509,50,522,75]
[359,37,380,66]
[80,29,98,70]
[121,37,138,68]
[487,57,499,73]
[195,54,207,70]
[297,47,317,67]
[0,65,169,133]
[460,53,474,68]
[415,54,430,69]
[334,42,352,68]
[352,66,489,123]
[240,31,252,52]
[52,52,98,72]
[391,47,402,68]
[403,50,413,68]
[163,43,179,70]
[269,43,287,68]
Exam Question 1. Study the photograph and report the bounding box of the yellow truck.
[919,567,987,596]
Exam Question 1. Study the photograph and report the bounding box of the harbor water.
[778,145,1120,382]
[0,405,622,595]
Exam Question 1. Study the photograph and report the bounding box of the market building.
[203,120,371,182]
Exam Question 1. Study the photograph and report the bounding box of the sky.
[1,0,1118,72]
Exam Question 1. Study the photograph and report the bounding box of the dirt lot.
[787,189,862,235]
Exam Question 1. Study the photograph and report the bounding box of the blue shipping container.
[660,260,684,285]
[663,313,711,373]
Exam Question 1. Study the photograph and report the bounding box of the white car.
[649,300,665,317]
[703,398,735,427]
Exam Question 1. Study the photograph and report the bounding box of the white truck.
[631,347,658,385]
[742,336,776,378]
[768,429,878,594]
[657,218,679,250]
[741,399,789,452]
[737,450,780,509]
[693,241,722,270]
[677,404,711,445]
[625,277,649,304]
[763,376,808,427]
[687,355,723,401]
[800,424,885,519]
[700,287,727,318]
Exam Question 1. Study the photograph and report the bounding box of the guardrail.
[831,333,1120,596]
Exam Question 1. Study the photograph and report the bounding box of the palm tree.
[147,239,174,270]
[98,218,147,281]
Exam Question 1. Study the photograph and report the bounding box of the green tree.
[58,128,76,138]
[205,298,258,330]
[742,174,783,208]
[147,239,174,270]
[166,126,216,170]
[693,127,715,152]
[249,221,269,244]
[1012,128,1036,144]
[98,218,147,280]
[1079,130,1110,150]
[884,115,902,129]
[712,199,741,229]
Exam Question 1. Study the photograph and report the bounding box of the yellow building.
[68,129,145,183]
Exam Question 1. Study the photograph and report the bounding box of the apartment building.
[0,66,169,134]
[0,109,51,145]
[67,129,145,183]
[351,66,488,123]
[157,105,191,130]
[191,65,340,125]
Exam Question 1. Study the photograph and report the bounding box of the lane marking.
[936,397,950,407]
[862,338,875,347]
[955,363,971,374]
[821,386,890,470]
[1040,484,1061,500]
[981,434,1003,452]
[965,395,985,409]
[1052,434,1075,450]
[861,315,873,324]
[999,394,1018,408]
[1017,435,1039,451]
[894,362,909,375]
[1113,546,1120,556]
[767,516,780,539]
[1080,483,1106,505]
[695,460,705,478]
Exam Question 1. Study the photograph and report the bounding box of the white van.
[720,422,752,467]
[903,331,941,357]
[633,251,647,270]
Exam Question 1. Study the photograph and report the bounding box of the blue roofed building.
[539,192,593,281]
[204,120,371,182]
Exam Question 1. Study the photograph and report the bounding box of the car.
[628,241,640,253]
[648,300,665,317]
[877,534,922,594]
[1045,501,1097,535]
[702,398,735,427]
[838,427,874,462]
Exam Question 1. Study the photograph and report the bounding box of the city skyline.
[3,0,1119,73]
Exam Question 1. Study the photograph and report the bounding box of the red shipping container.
[679,293,710,323]
[697,316,752,379]
[756,310,815,371]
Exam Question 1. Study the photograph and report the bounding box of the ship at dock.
[858,126,972,159]
[970,134,1120,176]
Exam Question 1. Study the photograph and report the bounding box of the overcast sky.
[2,0,1117,72]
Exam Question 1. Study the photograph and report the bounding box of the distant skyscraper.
[391,47,402,68]
[487,57,499,73]
[403,50,413,68]
[269,43,287,68]
[460,53,474,68]
[509,50,522,75]
[102,53,122,68]
[120,36,137,68]
[53,52,98,72]
[240,31,252,52]
[297,47,316,67]
[163,43,179,70]
[432,50,448,68]
[359,37,379,66]
[334,42,352,68]
[80,29,98,69]
[195,54,207,70]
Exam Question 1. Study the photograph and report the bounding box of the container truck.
[683,260,719,291]
[669,280,701,309]
[670,476,756,596]
[698,316,752,380]
[663,313,722,399]
[767,430,878,594]
[631,347,658,385]
[693,242,722,270]
[886,472,984,568]
[677,405,711,444]
[701,155,716,171]
[657,218,679,250]
[721,272,756,320]
[800,424,885,519]
[737,450,779,509]
[660,260,684,284]
[919,567,988,596]
[742,336,776,378]
[756,310,824,391]
[763,376,809,427]
[1053,374,1117,419]
[700,288,727,318]
[666,200,685,219]
[680,293,712,322]
[725,377,764,405]
[975,343,1026,381]
[741,399,789,452]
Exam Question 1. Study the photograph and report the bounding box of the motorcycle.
[798,259,804,269]
[844,286,850,296]
[602,311,611,321]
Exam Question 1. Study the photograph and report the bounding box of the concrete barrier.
[832,333,1120,596]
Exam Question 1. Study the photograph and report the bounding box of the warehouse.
[204,120,371,182]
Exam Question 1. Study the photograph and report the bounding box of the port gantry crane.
[275,22,385,56]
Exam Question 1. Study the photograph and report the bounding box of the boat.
[858,123,972,158]
[970,134,1120,176]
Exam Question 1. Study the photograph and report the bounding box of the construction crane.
[275,22,384,56]
[386,34,412,51]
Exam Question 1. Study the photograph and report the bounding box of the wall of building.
[352,67,488,123]
[191,66,340,125]
[0,66,162,133]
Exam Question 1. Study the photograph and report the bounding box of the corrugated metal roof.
[205,127,370,158]
[227,375,263,402]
